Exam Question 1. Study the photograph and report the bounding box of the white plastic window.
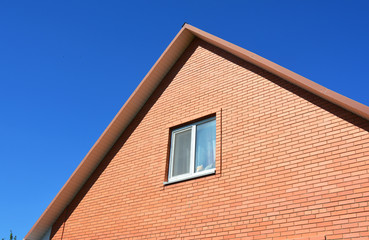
[168,117,216,182]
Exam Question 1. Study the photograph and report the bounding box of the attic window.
[167,117,216,183]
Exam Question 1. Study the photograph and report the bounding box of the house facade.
[26,25,369,240]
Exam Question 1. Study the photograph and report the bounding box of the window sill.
[164,169,216,185]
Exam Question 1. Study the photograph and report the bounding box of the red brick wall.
[51,38,369,240]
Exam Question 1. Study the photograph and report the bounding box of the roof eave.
[25,26,195,240]
[185,24,369,121]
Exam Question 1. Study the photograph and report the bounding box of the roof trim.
[25,24,369,240]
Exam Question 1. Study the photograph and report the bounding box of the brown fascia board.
[25,24,369,240]
[185,24,369,121]
[25,26,195,240]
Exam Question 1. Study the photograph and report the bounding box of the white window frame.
[167,117,216,184]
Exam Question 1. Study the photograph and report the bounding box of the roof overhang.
[25,24,369,240]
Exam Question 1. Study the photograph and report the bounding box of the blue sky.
[1,1,368,239]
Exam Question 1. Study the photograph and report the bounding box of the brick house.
[26,24,369,240]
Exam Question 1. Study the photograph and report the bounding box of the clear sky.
[1,1,368,239]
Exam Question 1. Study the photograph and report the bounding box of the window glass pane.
[172,129,192,177]
[195,120,216,173]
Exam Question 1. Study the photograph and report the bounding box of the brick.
[49,37,369,240]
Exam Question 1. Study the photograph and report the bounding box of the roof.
[25,24,369,240]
